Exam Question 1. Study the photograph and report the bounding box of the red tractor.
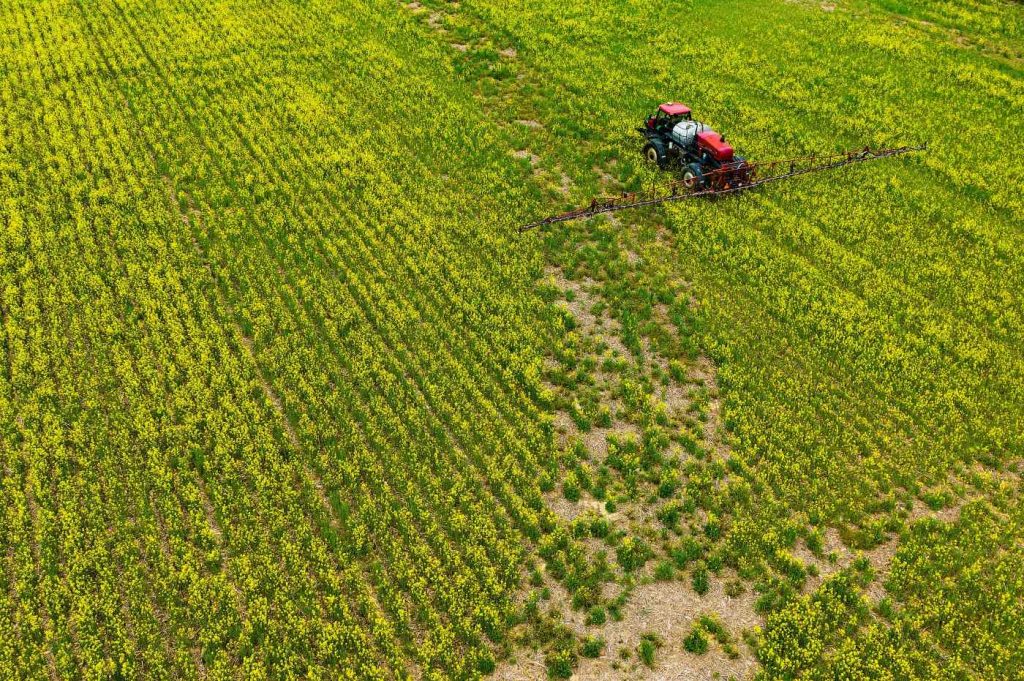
[640,102,752,190]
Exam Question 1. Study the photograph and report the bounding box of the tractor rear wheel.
[682,163,705,190]
[643,142,667,169]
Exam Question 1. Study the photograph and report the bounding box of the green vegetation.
[1,0,1020,678]
[580,635,605,659]
[637,632,663,668]
[684,627,710,655]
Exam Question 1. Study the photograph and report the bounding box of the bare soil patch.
[514,149,540,165]
[524,262,758,679]
[495,574,760,680]
[559,172,574,196]
[547,267,628,357]
[792,527,898,599]
[906,494,971,525]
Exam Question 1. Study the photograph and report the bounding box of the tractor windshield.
[650,111,688,131]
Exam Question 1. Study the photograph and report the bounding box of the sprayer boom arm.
[519,145,926,233]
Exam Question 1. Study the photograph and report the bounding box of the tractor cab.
[639,101,748,180]
[645,102,692,132]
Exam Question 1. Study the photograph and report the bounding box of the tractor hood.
[696,130,734,161]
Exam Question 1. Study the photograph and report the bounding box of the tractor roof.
[659,102,691,115]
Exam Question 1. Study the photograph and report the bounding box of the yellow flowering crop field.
[1,0,1021,679]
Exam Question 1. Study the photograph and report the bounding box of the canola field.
[1,0,1021,679]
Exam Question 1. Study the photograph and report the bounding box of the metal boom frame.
[519,144,927,233]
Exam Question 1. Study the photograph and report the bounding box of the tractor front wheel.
[643,142,667,169]
[682,163,705,190]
